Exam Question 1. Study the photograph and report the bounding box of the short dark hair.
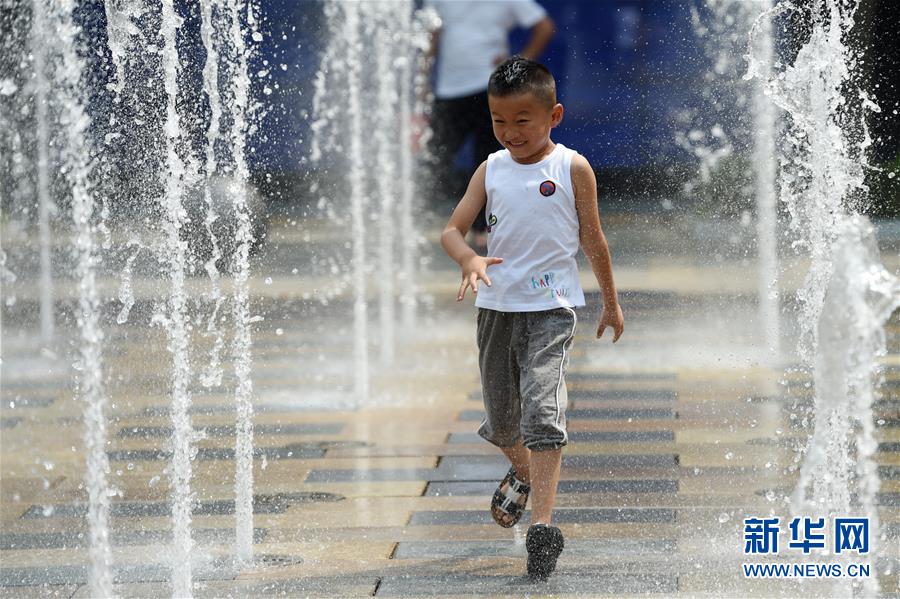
[487,56,557,108]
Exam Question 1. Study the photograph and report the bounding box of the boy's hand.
[458,255,503,301]
[597,303,624,342]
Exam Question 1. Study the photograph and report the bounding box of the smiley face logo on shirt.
[539,180,556,197]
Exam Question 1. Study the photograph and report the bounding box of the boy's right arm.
[440,161,504,301]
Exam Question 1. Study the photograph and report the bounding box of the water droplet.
[264,277,273,285]
[718,512,730,523]
[724,451,734,460]
[275,328,283,336]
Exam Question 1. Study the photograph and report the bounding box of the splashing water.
[747,1,899,594]
[159,0,198,593]
[685,0,781,358]
[371,2,399,366]
[222,0,258,564]
[32,0,53,345]
[311,1,428,398]
[44,0,114,594]
[198,0,227,390]
[116,243,139,325]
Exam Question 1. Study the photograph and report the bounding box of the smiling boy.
[440,56,624,581]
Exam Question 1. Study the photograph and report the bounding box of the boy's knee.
[521,426,567,452]
[477,420,521,448]
[523,439,567,452]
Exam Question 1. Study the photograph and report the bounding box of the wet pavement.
[1,213,899,597]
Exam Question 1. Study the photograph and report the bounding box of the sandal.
[526,523,565,581]
[490,466,530,528]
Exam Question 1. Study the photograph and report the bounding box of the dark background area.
[246,0,898,214]
[29,0,897,216]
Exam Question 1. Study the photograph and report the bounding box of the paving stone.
[305,454,677,484]
[563,454,678,468]
[375,572,677,596]
[558,479,678,493]
[448,430,675,444]
[565,372,677,382]
[117,423,344,438]
[3,397,56,409]
[878,492,899,506]
[568,389,677,401]
[143,402,361,416]
[425,479,677,496]
[0,559,235,587]
[408,508,676,526]
[457,407,675,421]
[879,466,900,479]
[393,538,677,559]
[0,583,79,598]
[107,443,334,462]
[568,408,676,420]
[305,469,434,483]
[0,527,268,550]
[22,493,340,519]
[467,389,677,402]
[439,454,677,472]
[191,576,379,598]
[425,481,497,496]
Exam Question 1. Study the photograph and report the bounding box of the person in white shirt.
[424,0,555,248]
[441,56,624,582]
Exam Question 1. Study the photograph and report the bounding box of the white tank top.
[475,143,586,312]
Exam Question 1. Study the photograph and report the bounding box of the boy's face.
[488,92,563,163]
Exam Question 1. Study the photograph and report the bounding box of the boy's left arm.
[572,154,624,342]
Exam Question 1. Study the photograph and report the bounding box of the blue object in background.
[252,0,707,175]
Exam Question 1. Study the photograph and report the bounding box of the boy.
[440,56,624,581]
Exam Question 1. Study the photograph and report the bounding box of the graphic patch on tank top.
[529,271,570,299]
[539,180,556,197]
[487,213,498,233]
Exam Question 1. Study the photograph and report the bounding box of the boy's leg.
[476,309,524,448]
[529,447,562,525]
[499,443,561,524]
[478,310,533,526]
[518,308,577,521]
[500,442,531,484]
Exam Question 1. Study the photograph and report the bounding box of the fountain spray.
[747,1,899,594]
[223,0,257,563]
[31,0,53,345]
[48,0,114,593]
[159,0,197,593]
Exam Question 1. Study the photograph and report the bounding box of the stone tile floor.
[1,215,899,597]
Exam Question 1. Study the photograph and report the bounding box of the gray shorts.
[476,307,577,451]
